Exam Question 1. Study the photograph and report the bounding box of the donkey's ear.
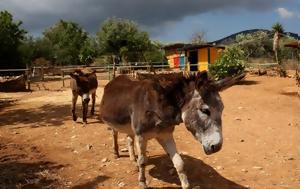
[213,73,246,91]
[74,69,84,76]
[70,73,77,79]
[70,71,80,80]
[195,71,209,88]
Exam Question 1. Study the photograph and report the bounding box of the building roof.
[163,43,225,51]
[284,41,300,49]
[163,43,186,50]
[183,44,225,50]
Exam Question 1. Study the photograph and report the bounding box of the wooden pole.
[41,65,44,81]
[62,70,65,87]
[112,56,116,79]
[26,64,31,90]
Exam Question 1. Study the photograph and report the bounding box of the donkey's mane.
[137,71,215,90]
[137,71,215,108]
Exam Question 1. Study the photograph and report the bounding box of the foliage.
[97,17,152,63]
[43,20,89,65]
[18,36,36,66]
[209,46,245,80]
[235,31,272,59]
[79,37,99,65]
[143,41,165,62]
[0,10,27,69]
[272,22,284,34]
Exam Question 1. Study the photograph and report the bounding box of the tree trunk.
[273,32,280,64]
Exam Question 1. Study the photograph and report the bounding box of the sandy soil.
[0,75,299,189]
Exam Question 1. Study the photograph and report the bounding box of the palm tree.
[272,22,284,64]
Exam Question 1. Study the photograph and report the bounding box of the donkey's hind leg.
[91,92,96,115]
[127,135,136,161]
[112,129,120,158]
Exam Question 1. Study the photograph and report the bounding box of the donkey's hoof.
[83,122,87,127]
[91,110,95,115]
[114,153,120,159]
[138,182,147,189]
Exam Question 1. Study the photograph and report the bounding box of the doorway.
[189,50,198,71]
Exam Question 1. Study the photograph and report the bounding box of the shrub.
[209,46,245,80]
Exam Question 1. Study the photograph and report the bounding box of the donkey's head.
[70,69,96,103]
[181,71,245,155]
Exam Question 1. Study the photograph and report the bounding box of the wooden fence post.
[112,58,116,79]
[26,64,31,90]
[41,65,44,81]
[62,70,65,87]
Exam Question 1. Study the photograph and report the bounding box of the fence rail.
[0,62,282,90]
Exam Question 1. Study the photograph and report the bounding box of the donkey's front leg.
[157,135,190,189]
[135,135,148,189]
[82,100,89,126]
[71,91,78,121]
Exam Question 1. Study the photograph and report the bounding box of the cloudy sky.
[0,0,299,42]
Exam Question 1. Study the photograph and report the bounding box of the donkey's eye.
[201,108,211,116]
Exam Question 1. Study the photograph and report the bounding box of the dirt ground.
[0,75,299,189]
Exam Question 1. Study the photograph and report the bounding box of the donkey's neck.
[163,77,195,111]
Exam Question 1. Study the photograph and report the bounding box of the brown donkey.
[99,71,245,188]
[70,69,98,126]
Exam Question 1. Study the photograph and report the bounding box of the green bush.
[209,46,245,80]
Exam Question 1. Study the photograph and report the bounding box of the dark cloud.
[0,0,293,37]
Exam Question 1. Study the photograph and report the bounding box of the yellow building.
[164,43,225,71]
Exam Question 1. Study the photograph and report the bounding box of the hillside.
[211,29,299,45]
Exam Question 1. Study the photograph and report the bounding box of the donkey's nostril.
[211,144,216,151]
[84,98,90,103]
[210,143,222,153]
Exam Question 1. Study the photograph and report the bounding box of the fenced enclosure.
[1,61,298,91]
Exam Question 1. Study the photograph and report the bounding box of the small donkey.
[70,69,98,126]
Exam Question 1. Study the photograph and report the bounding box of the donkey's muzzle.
[204,142,222,155]
[83,97,90,103]
[82,93,90,103]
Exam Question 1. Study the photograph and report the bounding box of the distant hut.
[164,43,186,70]
[164,43,225,71]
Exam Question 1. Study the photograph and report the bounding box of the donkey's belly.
[104,121,134,135]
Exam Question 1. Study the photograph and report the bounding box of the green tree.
[97,17,152,64]
[0,10,27,69]
[79,37,99,65]
[43,20,88,65]
[272,22,284,64]
[18,36,35,66]
[209,46,245,80]
[235,31,271,59]
[143,41,165,62]
[19,37,56,66]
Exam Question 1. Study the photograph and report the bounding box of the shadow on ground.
[0,97,18,110]
[0,104,72,128]
[148,155,246,189]
[71,176,110,189]
[0,141,67,189]
[236,80,259,86]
